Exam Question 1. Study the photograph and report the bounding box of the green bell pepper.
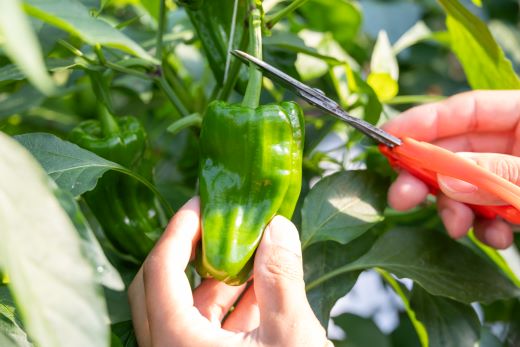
[70,108,162,262]
[197,100,304,285]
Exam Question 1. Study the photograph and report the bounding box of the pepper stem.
[99,105,120,136]
[241,1,263,109]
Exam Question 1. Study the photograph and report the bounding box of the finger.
[388,171,430,211]
[254,216,327,345]
[223,286,260,332]
[193,279,247,324]
[128,268,151,347]
[474,218,514,249]
[437,194,474,239]
[142,197,204,341]
[382,90,520,142]
[254,217,320,334]
[432,131,515,154]
[438,153,520,205]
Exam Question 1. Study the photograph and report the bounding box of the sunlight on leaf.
[439,0,520,89]
[24,0,156,63]
[371,30,398,80]
[301,171,386,249]
[0,300,33,347]
[393,21,432,55]
[0,0,55,95]
[367,72,398,102]
[0,132,109,347]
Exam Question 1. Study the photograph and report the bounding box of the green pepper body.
[197,101,304,285]
[70,116,162,261]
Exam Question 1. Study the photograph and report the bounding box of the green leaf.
[23,0,156,63]
[332,313,391,347]
[410,285,480,347]
[505,300,520,346]
[471,0,482,7]
[293,30,358,80]
[479,327,503,347]
[304,229,380,327]
[344,65,382,126]
[367,72,399,102]
[489,21,520,69]
[15,133,173,215]
[54,188,124,291]
[0,131,109,347]
[300,0,362,49]
[352,228,520,304]
[301,171,386,249]
[393,21,432,55]
[111,320,138,347]
[0,0,55,95]
[0,294,33,347]
[378,270,428,347]
[467,230,520,288]
[371,30,398,80]
[390,312,422,347]
[0,58,78,86]
[438,0,520,89]
[16,132,121,197]
[0,85,45,120]
[368,30,399,101]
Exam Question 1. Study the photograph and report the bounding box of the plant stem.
[385,94,445,105]
[156,0,167,60]
[242,1,263,109]
[305,262,365,291]
[218,30,249,101]
[266,0,310,29]
[98,105,120,136]
[223,0,240,84]
[156,76,190,117]
[167,113,202,135]
[105,61,150,79]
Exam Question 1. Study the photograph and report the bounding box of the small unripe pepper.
[70,108,162,262]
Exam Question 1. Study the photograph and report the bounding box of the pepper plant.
[1,0,520,346]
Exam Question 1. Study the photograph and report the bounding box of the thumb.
[438,152,520,206]
[253,216,312,329]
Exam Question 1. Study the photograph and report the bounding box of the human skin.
[383,90,520,249]
[128,197,330,347]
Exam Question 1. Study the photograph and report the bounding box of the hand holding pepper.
[383,90,520,249]
[128,197,330,347]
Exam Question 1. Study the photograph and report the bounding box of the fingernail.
[267,216,302,256]
[441,177,478,194]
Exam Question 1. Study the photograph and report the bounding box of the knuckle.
[491,157,520,184]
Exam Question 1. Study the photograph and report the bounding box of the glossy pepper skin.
[70,116,162,262]
[197,100,304,285]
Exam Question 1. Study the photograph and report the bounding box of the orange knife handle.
[379,137,520,225]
